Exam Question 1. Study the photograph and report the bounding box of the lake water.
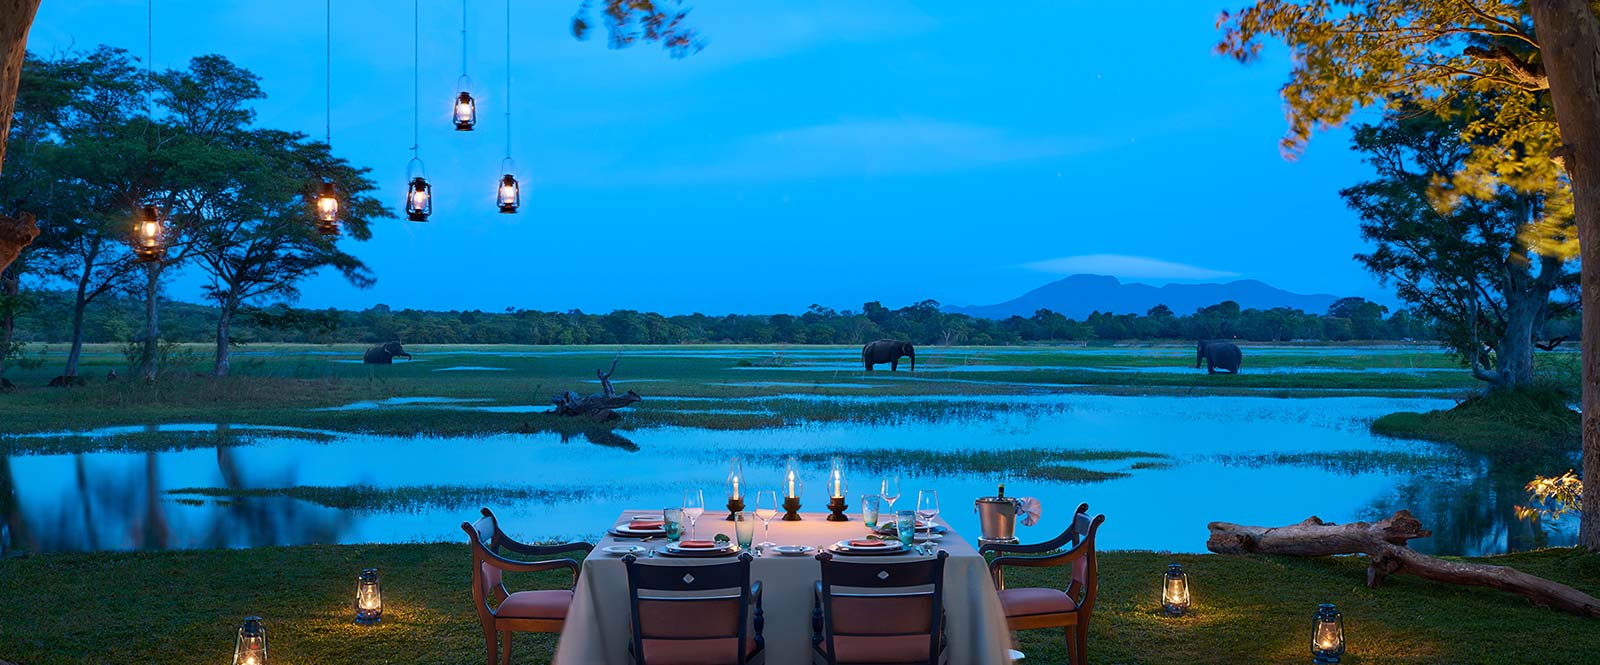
[1,394,1572,558]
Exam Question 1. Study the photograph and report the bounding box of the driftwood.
[1208,511,1600,618]
[551,355,641,419]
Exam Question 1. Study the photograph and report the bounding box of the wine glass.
[880,475,901,514]
[682,489,706,541]
[916,489,940,526]
[753,490,779,550]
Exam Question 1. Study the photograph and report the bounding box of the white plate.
[661,542,741,558]
[769,545,816,557]
[602,545,647,556]
[613,525,667,536]
[828,540,907,556]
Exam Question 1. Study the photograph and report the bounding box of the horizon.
[27,1,1399,315]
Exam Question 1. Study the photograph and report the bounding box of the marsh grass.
[1372,384,1580,458]
[164,484,599,513]
[740,448,1167,483]
[1213,450,1468,476]
[1,542,1595,664]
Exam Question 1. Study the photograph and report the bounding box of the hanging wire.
[412,0,420,158]
[504,0,512,161]
[325,0,332,147]
[461,0,469,79]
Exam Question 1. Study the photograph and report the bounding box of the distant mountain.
[947,274,1343,320]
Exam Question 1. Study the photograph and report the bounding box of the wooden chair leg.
[484,629,498,665]
[1074,623,1089,665]
[500,631,513,665]
[1063,626,1079,665]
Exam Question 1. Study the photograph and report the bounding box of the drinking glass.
[880,475,901,514]
[663,508,683,542]
[895,510,916,547]
[753,490,779,549]
[682,489,706,541]
[860,495,881,529]
[916,490,940,527]
[734,512,755,550]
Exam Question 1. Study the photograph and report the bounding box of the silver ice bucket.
[975,484,1023,544]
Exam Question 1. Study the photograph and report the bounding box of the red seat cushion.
[998,587,1077,617]
[640,637,759,665]
[817,634,936,664]
[495,589,574,620]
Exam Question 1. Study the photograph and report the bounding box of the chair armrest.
[501,538,595,558]
[481,549,582,580]
[987,544,1088,590]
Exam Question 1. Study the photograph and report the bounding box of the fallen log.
[1208,511,1600,618]
[551,355,642,419]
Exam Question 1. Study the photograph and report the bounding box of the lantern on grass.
[132,205,164,262]
[355,567,383,625]
[404,158,432,222]
[725,456,745,520]
[1310,603,1345,663]
[1161,563,1190,616]
[232,616,267,665]
[496,168,520,214]
[314,180,340,235]
[453,84,477,131]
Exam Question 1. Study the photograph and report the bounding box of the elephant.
[862,339,915,371]
[1196,340,1242,374]
[363,341,413,365]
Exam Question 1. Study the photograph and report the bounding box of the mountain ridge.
[946,274,1343,320]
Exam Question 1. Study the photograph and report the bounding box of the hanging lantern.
[232,616,267,665]
[1310,603,1345,664]
[406,177,432,221]
[453,85,476,131]
[355,567,383,625]
[497,173,520,214]
[1162,563,1190,616]
[314,180,340,236]
[132,205,164,263]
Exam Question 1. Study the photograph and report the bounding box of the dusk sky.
[27,1,1393,315]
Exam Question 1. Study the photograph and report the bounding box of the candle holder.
[826,496,849,522]
[725,496,744,521]
[782,496,803,521]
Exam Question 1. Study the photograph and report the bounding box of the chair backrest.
[815,550,947,665]
[1066,511,1104,614]
[623,552,756,665]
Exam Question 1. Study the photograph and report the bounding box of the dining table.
[552,510,1017,665]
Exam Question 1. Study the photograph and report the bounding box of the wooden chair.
[462,507,594,665]
[621,551,765,665]
[811,550,949,665]
[980,503,1105,665]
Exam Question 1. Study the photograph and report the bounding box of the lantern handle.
[406,156,427,180]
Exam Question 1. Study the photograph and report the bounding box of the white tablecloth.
[553,511,1015,665]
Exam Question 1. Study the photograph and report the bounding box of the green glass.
[734,512,755,550]
[896,510,916,547]
[663,508,683,542]
[861,495,881,528]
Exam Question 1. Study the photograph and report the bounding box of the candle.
[786,470,796,498]
[727,456,744,501]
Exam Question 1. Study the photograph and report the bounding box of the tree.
[1218,0,1600,548]
[1345,109,1573,388]
[0,0,42,277]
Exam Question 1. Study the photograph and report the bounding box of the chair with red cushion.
[980,503,1105,665]
[462,507,594,665]
[811,550,948,665]
[621,551,765,665]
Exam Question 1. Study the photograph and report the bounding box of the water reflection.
[0,395,1575,556]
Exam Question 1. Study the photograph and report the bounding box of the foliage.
[1344,106,1576,386]
[1516,470,1584,522]
[1372,383,1580,458]
[1,543,1597,664]
[570,0,704,57]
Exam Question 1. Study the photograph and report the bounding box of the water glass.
[896,510,916,547]
[734,512,755,550]
[861,495,881,528]
[663,508,683,542]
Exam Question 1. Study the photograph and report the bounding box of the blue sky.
[28,1,1392,315]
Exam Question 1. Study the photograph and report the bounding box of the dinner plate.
[827,539,908,556]
[610,524,667,537]
[768,545,816,557]
[660,542,742,558]
[602,545,647,556]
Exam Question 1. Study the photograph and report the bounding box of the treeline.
[16,291,1572,348]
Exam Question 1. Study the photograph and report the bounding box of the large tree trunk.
[1494,293,1542,388]
[1528,0,1600,551]
[1209,512,1600,618]
[63,298,85,378]
[0,2,43,277]
[0,266,17,377]
[214,300,234,377]
[139,264,160,382]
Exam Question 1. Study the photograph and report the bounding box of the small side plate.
[602,545,647,556]
[769,545,817,557]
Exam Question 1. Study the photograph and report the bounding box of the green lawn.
[0,543,1594,664]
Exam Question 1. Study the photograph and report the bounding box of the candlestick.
[782,496,803,521]
[826,496,849,521]
[725,495,745,521]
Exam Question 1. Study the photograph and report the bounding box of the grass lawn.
[1,543,1595,664]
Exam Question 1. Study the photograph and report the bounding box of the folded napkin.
[1019,497,1042,527]
[848,539,890,547]
[627,521,665,530]
[677,540,717,549]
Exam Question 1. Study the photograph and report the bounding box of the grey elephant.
[363,341,413,364]
[862,339,915,371]
[1196,340,1242,374]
